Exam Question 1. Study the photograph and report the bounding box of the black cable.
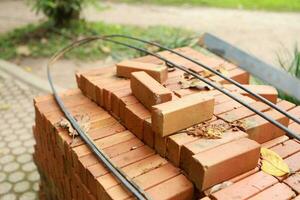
[103,35,300,126]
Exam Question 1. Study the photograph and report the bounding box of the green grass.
[0,20,196,61]
[116,0,300,12]
[277,45,300,104]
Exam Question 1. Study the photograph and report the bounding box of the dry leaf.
[217,65,229,76]
[207,181,233,194]
[16,45,31,56]
[260,148,290,177]
[57,114,90,138]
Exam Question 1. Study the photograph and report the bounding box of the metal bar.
[199,32,300,101]
[103,34,300,125]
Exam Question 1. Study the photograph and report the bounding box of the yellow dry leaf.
[260,148,290,177]
[217,66,229,76]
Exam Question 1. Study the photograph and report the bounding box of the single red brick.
[270,140,300,159]
[131,71,172,110]
[218,101,270,123]
[224,84,278,103]
[248,183,296,200]
[124,103,151,139]
[228,168,259,183]
[143,118,155,148]
[180,130,247,174]
[189,138,260,191]
[210,68,249,84]
[276,100,296,111]
[240,109,289,143]
[284,173,300,194]
[116,60,168,83]
[289,123,300,133]
[152,93,214,137]
[211,171,278,200]
[288,106,300,121]
[261,135,289,149]
[213,95,255,115]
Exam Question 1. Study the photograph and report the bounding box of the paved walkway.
[0,72,41,200]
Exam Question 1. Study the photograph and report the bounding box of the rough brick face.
[189,138,260,191]
[131,71,172,110]
[152,93,214,137]
[116,60,168,83]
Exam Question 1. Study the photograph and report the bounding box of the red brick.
[240,109,289,143]
[213,95,255,115]
[110,88,132,118]
[154,132,168,157]
[288,106,300,121]
[96,155,168,198]
[131,71,172,110]
[132,163,180,190]
[218,101,270,123]
[152,93,214,137]
[224,84,278,103]
[261,135,289,149]
[103,138,144,158]
[189,138,260,190]
[228,168,259,183]
[143,118,154,148]
[166,132,199,166]
[284,173,300,194]
[146,174,194,200]
[103,81,130,110]
[249,183,296,200]
[124,103,151,139]
[180,130,247,174]
[289,123,300,133]
[211,171,278,200]
[102,172,193,200]
[116,60,168,83]
[276,100,296,111]
[210,68,249,84]
[270,139,300,159]
[284,151,300,172]
[119,95,139,122]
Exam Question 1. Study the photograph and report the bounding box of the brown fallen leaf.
[56,114,90,139]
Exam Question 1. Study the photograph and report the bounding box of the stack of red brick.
[33,47,300,200]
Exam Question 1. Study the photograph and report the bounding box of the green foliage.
[30,0,94,26]
[0,21,196,61]
[118,0,300,12]
[277,45,300,104]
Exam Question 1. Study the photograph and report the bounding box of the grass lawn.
[0,21,196,61]
[116,0,300,12]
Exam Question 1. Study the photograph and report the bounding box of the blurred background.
[0,0,299,199]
